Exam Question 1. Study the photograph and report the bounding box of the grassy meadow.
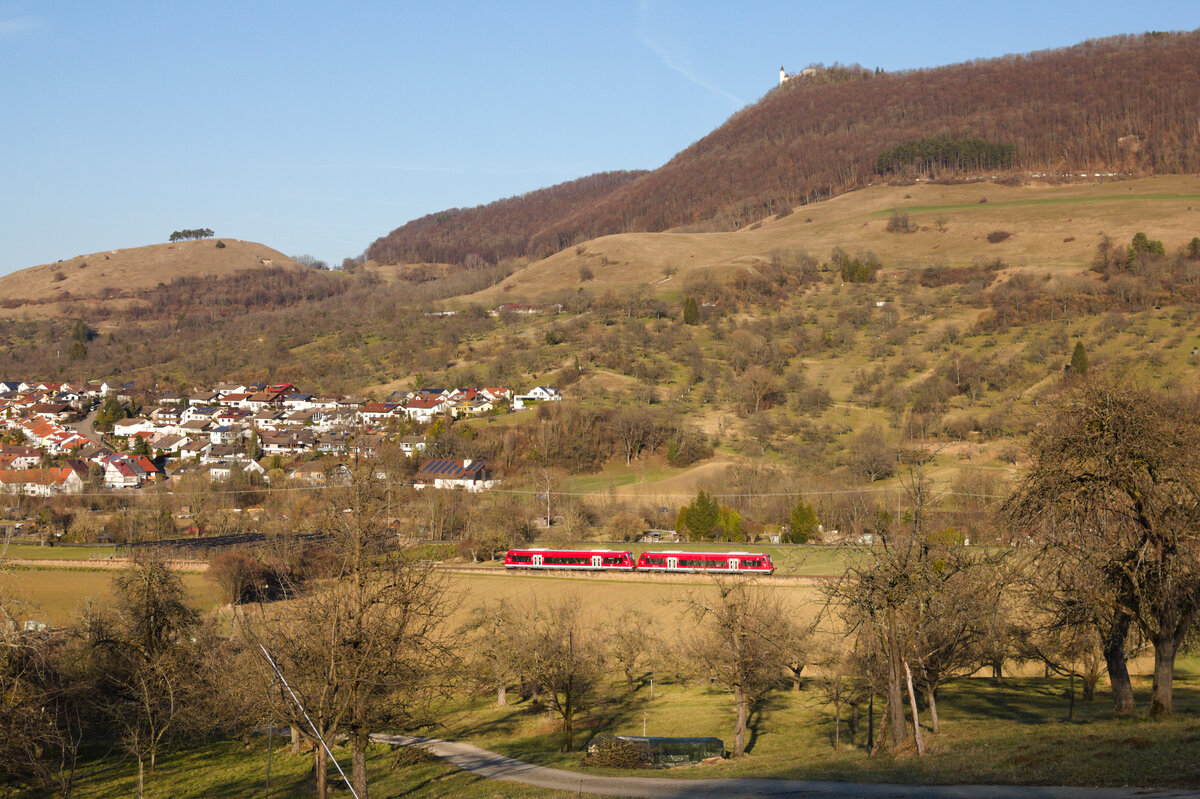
[0,565,222,625]
[442,663,1200,789]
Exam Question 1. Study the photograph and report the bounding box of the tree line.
[167,229,214,242]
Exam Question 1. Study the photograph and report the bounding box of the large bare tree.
[683,579,795,758]
[1008,378,1200,716]
[246,470,455,799]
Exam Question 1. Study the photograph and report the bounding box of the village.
[0,379,563,498]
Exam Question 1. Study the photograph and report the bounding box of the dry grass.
[0,239,304,317]
[458,175,1200,304]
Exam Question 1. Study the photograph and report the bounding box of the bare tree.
[80,558,206,799]
[245,470,456,799]
[1007,377,1200,716]
[609,608,659,693]
[683,579,793,757]
[462,601,520,706]
[516,596,606,752]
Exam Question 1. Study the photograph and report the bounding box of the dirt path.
[375,735,1195,799]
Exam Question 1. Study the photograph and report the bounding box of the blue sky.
[1,1,1196,275]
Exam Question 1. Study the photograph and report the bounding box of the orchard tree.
[1008,377,1200,716]
[684,579,795,757]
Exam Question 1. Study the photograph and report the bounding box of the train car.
[504,548,636,571]
[634,550,775,575]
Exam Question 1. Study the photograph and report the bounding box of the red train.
[503,548,774,574]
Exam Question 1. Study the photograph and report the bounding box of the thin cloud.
[0,16,42,37]
[635,0,742,107]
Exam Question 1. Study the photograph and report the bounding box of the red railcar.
[634,550,774,575]
[504,548,636,571]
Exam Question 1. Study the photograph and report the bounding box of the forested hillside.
[366,31,1200,267]
[366,170,647,266]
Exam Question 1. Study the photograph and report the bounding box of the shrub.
[215,240,226,248]
[986,230,1011,243]
[886,211,917,233]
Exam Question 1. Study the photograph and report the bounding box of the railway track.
[434,563,833,586]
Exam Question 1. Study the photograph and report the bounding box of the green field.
[2,542,116,560]
[1,567,222,625]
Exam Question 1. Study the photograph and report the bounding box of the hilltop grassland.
[0,239,305,317]
[460,176,1200,303]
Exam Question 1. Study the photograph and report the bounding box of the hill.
[0,239,305,317]
[365,170,648,267]
[366,31,1200,267]
[459,175,1200,304]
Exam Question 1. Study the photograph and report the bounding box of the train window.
[643,557,665,566]
[602,557,624,566]
[511,555,532,563]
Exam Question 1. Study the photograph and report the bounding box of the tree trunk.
[290,726,301,756]
[833,700,841,750]
[1150,632,1177,717]
[497,681,507,707]
[625,669,635,693]
[991,660,1002,682]
[352,733,368,799]
[136,757,144,799]
[790,662,804,691]
[1102,613,1136,714]
[885,610,906,750]
[733,683,748,757]
[1082,669,1099,701]
[903,661,925,756]
[315,744,327,799]
[563,709,574,753]
[922,685,940,735]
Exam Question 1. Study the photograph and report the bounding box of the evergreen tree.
[246,429,261,461]
[1070,341,1089,376]
[684,490,720,539]
[786,499,819,543]
[682,296,700,325]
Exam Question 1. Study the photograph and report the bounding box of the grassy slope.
[458,176,1200,304]
[0,239,304,316]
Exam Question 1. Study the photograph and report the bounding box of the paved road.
[374,734,1197,799]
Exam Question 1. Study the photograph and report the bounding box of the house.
[208,459,267,482]
[0,445,42,470]
[102,459,140,489]
[289,461,350,485]
[402,396,449,424]
[0,467,83,496]
[414,458,494,492]
[512,386,562,409]
[188,390,221,406]
[349,433,385,458]
[359,402,403,426]
[177,419,212,438]
[481,387,513,402]
[398,436,427,458]
[112,418,156,438]
[30,402,76,423]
